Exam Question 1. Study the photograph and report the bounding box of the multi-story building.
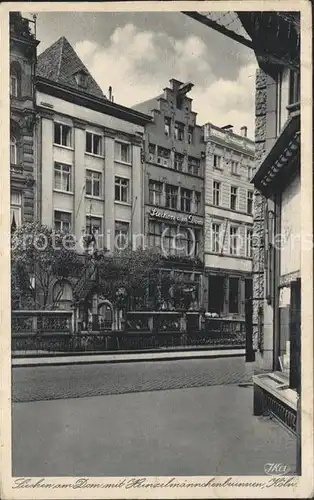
[133,79,205,313]
[10,12,39,229]
[203,122,255,320]
[35,36,151,311]
[240,13,301,436]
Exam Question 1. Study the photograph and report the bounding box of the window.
[247,191,253,215]
[10,73,18,97]
[181,188,192,212]
[10,62,20,97]
[214,155,222,169]
[148,220,162,249]
[75,71,88,89]
[229,226,239,255]
[195,191,201,213]
[165,185,178,209]
[86,216,102,236]
[231,160,239,175]
[148,143,156,162]
[230,186,238,210]
[54,211,71,232]
[174,122,184,141]
[149,180,162,206]
[176,95,183,109]
[157,146,170,167]
[54,123,72,147]
[246,228,253,258]
[10,136,17,164]
[289,70,300,104]
[86,170,102,197]
[229,277,239,313]
[188,156,200,176]
[212,223,221,253]
[247,165,253,181]
[163,225,177,256]
[208,275,225,314]
[164,117,171,136]
[86,132,102,156]
[188,126,194,144]
[174,153,184,171]
[115,177,129,203]
[54,162,72,192]
[11,190,22,229]
[213,181,220,206]
[115,142,131,163]
[53,281,73,310]
[115,221,129,248]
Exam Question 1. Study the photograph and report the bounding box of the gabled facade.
[133,79,205,314]
[10,12,39,229]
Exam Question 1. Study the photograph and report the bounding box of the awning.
[252,109,300,196]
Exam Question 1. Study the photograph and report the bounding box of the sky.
[25,11,258,138]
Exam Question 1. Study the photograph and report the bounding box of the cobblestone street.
[13,356,253,402]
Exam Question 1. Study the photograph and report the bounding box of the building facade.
[203,122,255,319]
[10,13,39,229]
[133,79,205,313]
[34,36,150,311]
[36,37,150,250]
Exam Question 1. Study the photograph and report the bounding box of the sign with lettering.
[150,208,203,226]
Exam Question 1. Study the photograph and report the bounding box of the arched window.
[10,61,21,97]
[53,280,73,310]
[10,136,17,164]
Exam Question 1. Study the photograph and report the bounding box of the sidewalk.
[12,347,245,367]
[12,384,296,476]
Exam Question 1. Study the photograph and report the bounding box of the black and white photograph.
[0,2,313,498]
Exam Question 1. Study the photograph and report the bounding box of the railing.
[12,310,73,334]
[12,310,245,354]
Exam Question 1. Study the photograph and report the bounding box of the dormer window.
[74,70,88,89]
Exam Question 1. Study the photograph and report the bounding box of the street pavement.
[12,356,254,402]
[12,385,296,477]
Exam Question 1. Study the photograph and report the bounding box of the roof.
[37,36,105,99]
[132,95,163,115]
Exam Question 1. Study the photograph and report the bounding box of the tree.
[94,246,163,311]
[11,222,84,309]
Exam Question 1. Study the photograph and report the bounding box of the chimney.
[108,86,112,101]
[240,126,248,137]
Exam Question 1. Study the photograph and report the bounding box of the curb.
[12,350,245,368]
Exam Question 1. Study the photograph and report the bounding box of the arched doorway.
[98,300,114,331]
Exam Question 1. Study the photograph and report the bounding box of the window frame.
[10,190,22,228]
[54,162,72,193]
[231,160,239,175]
[115,220,130,248]
[229,226,239,255]
[230,186,238,211]
[85,131,103,157]
[86,215,102,236]
[213,154,222,169]
[174,121,184,141]
[149,180,162,206]
[181,188,192,212]
[164,117,171,137]
[247,190,254,215]
[54,122,72,148]
[115,141,131,164]
[86,170,102,198]
[54,210,72,232]
[10,135,17,164]
[213,180,221,206]
[246,228,253,258]
[165,184,178,210]
[211,223,221,253]
[115,176,130,203]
